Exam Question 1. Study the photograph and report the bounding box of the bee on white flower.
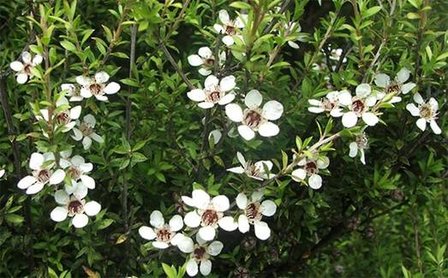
[308,90,347,117]
[213,10,248,46]
[349,133,368,165]
[76,72,120,101]
[17,152,65,195]
[227,152,273,180]
[50,189,101,228]
[61,83,83,102]
[72,114,104,150]
[10,51,43,84]
[225,90,284,140]
[182,189,237,241]
[185,234,223,277]
[406,93,441,134]
[338,84,379,128]
[187,75,236,109]
[374,68,416,101]
[291,155,330,190]
[38,96,81,133]
[187,47,226,76]
[236,191,277,240]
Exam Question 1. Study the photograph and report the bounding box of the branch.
[158,41,195,90]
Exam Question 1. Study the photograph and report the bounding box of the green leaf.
[162,263,177,278]
[5,214,24,224]
[60,40,77,52]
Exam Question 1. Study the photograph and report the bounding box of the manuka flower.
[76,72,120,101]
[182,189,237,241]
[187,75,236,109]
[72,114,104,150]
[227,152,273,180]
[10,51,43,84]
[236,191,276,240]
[225,90,284,140]
[349,133,368,165]
[291,155,330,190]
[185,234,224,277]
[60,151,95,189]
[39,96,81,133]
[50,189,101,228]
[17,152,65,194]
[406,93,441,134]
[187,47,225,76]
[374,68,416,99]
[61,83,83,102]
[308,90,346,117]
[338,84,379,128]
[213,10,247,46]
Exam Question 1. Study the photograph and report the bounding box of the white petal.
[10,61,24,71]
[90,133,104,143]
[218,216,238,231]
[211,195,230,212]
[288,41,300,49]
[236,193,248,209]
[244,90,263,108]
[76,76,90,86]
[254,221,271,240]
[198,68,212,76]
[95,71,109,83]
[317,157,330,169]
[198,47,212,58]
[207,240,224,256]
[330,108,343,117]
[187,54,203,66]
[262,101,284,120]
[73,182,88,200]
[70,106,82,120]
[192,189,211,209]
[104,82,120,95]
[250,190,264,202]
[406,103,420,116]
[236,152,246,166]
[218,10,230,24]
[213,23,224,34]
[222,35,235,46]
[22,52,32,63]
[258,122,280,137]
[198,102,215,109]
[416,118,427,131]
[356,83,371,98]
[18,175,37,189]
[169,215,184,232]
[0,169,4,178]
[291,168,307,181]
[225,104,243,122]
[413,93,424,104]
[238,125,256,140]
[49,169,65,185]
[430,120,441,135]
[396,68,410,83]
[401,83,416,94]
[198,226,216,241]
[26,182,44,194]
[186,260,198,277]
[235,14,248,28]
[32,54,43,65]
[360,149,366,165]
[217,93,235,105]
[50,207,68,222]
[342,112,358,128]
[138,226,157,240]
[84,201,101,216]
[95,95,109,102]
[29,153,44,170]
[338,91,353,106]
[172,234,194,253]
[227,166,245,174]
[152,241,169,249]
[362,112,379,126]
[72,214,89,228]
[16,73,29,84]
[82,137,92,150]
[182,196,196,207]
[200,260,212,276]
[150,210,165,228]
[219,75,236,92]
[238,215,250,233]
[80,175,95,189]
[429,98,439,111]
[260,200,277,217]
[349,142,358,158]
[374,73,390,88]
[80,88,92,98]
[54,190,69,205]
[204,75,219,88]
[208,129,222,144]
[308,107,325,114]
[309,174,322,189]
[184,211,201,227]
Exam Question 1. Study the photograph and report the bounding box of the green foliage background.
[0,0,447,277]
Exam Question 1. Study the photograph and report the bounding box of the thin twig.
[159,41,195,90]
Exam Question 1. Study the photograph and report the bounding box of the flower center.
[68,200,84,215]
[79,122,94,136]
[36,169,51,183]
[201,209,219,226]
[56,112,71,125]
[204,58,215,67]
[193,246,207,261]
[206,89,222,103]
[155,226,173,242]
[24,64,32,75]
[419,104,433,119]
[356,134,368,149]
[89,83,103,95]
[304,161,318,175]
[243,110,263,129]
[322,99,336,111]
[67,166,81,180]
[245,202,262,224]
[225,24,236,35]
[352,99,365,114]
[386,83,400,94]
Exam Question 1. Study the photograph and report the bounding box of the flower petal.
[72,213,89,228]
[95,72,110,83]
[187,54,203,66]
[54,190,69,205]
[260,200,277,217]
[198,47,212,58]
[186,260,198,277]
[356,83,371,98]
[169,215,184,232]
[244,90,263,108]
[413,93,424,104]
[308,174,323,189]
[152,241,169,249]
[416,118,427,131]
[238,125,256,140]
[258,122,280,137]
[218,10,230,24]
[50,207,68,222]
[138,226,157,240]
[198,102,215,109]
[262,100,284,120]
[238,215,250,233]
[211,195,230,212]
[32,54,43,65]
[198,226,216,241]
[207,240,224,256]
[225,103,243,122]
[29,152,44,170]
[49,169,65,185]
[227,166,245,174]
[217,93,235,105]
[200,260,212,276]
[342,112,358,128]
[219,76,236,92]
[22,52,32,63]
[10,61,24,72]
[198,68,212,76]
[84,201,101,216]
[184,211,201,228]
[291,168,307,181]
[430,120,441,135]
[401,83,416,94]
[374,73,390,88]
[18,175,37,189]
[208,129,222,144]
[26,182,44,194]
[150,210,165,228]
[16,73,29,84]
[406,103,420,116]
[254,221,271,240]
[204,75,219,88]
[172,234,194,253]
[104,82,120,95]
[338,91,353,106]
[396,68,410,83]
[362,112,379,126]
[349,142,358,158]
[222,35,235,46]
[236,193,248,209]
[192,189,211,209]
[218,216,238,231]
[80,175,95,189]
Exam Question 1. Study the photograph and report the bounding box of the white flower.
[182,189,237,241]
[225,90,284,140]
[72,114,104,150]
[185,234,223,277]
[349,133,368,165]
[0,169,5,178]
[291,155,329,190]
[187,75,236,109]
[138,210,192,250]
[10,51,43,84]
[208,129,222,145]
[338,84,379,128]
[60,151,95,189]
[236,191,276,240]
[188,47,226,76]
[227,152,273,180]
[17,152,65,194]
[50,190,101,228]
[39,96,81,132]
[406,93,441,134]
[282,22,304,49]
[308,90,346,117]
[61,83,84,102]
[76,72,120,101]
[329,48,347,63]
[213,10,247,46]
[374,68,416,98]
